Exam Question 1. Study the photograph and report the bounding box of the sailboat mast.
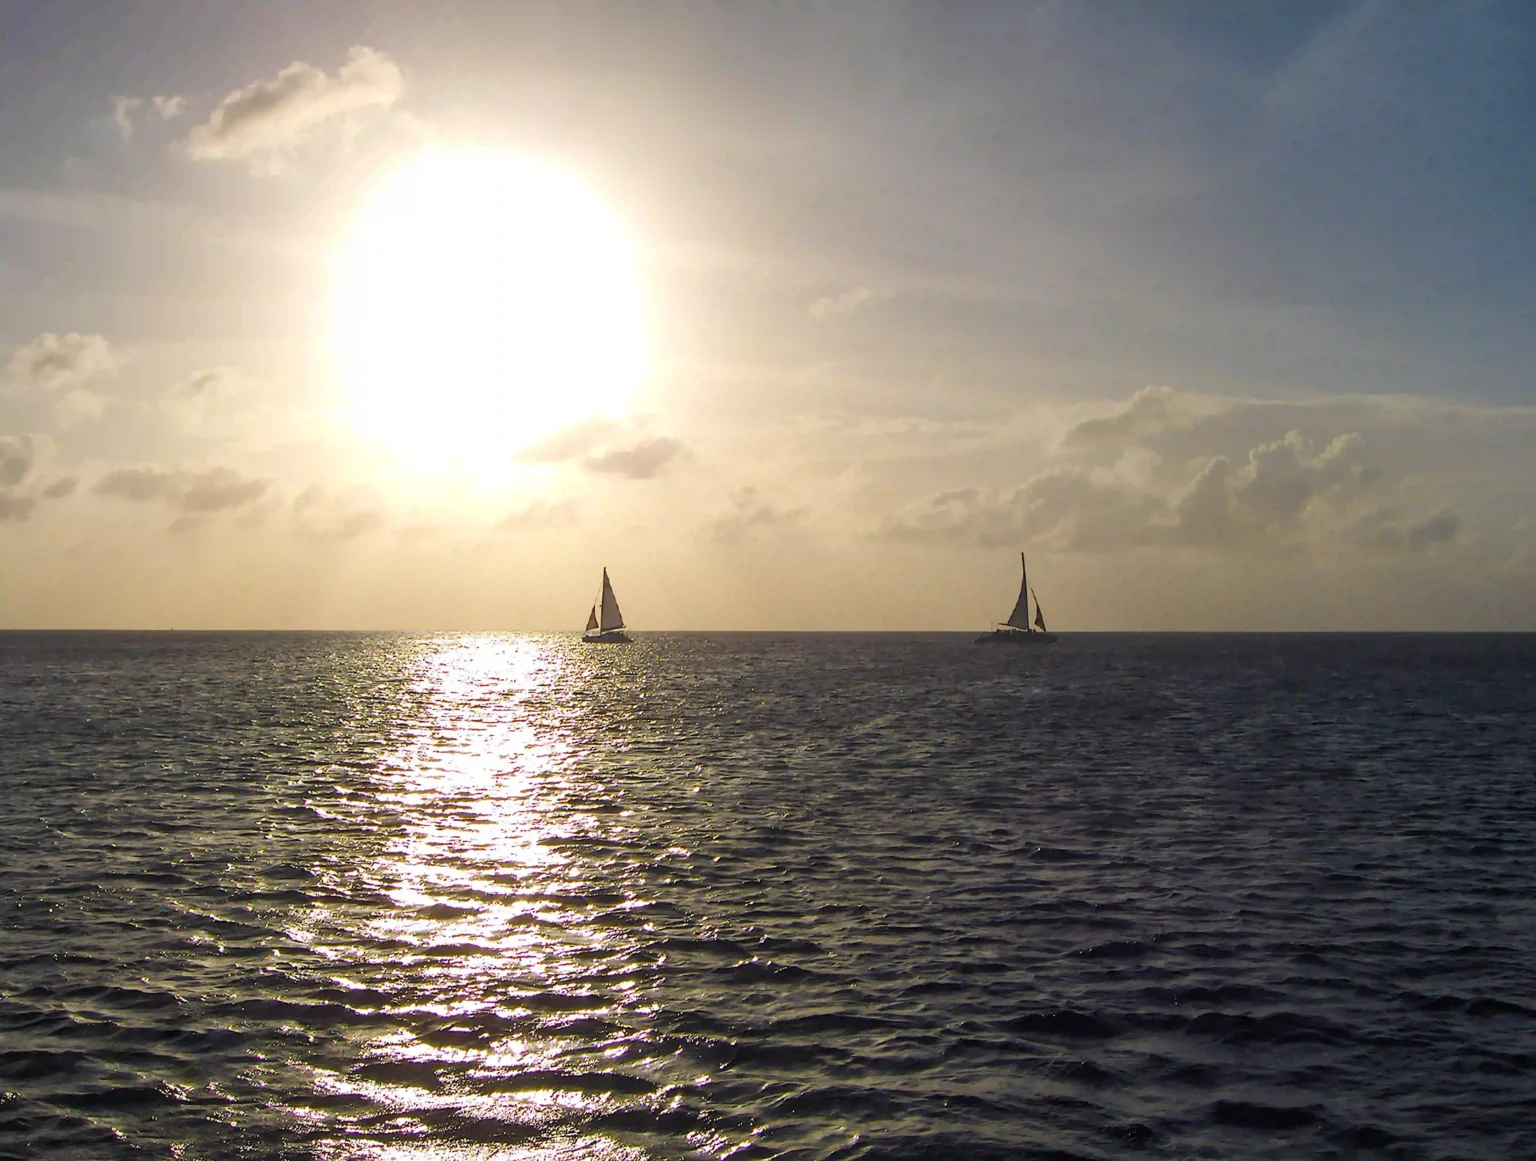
[1021,551,1030,633]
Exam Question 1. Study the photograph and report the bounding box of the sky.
[2,0,1534,630]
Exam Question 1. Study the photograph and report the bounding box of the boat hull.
[974,630,1057,645]
[581,630,632,644]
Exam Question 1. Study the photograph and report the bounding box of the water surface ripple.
[1,632,1533,1159]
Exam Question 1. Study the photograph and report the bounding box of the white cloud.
[185,46,403,171]
[111,95,142,139]
[152,94,187,120]
[810,285,873,322]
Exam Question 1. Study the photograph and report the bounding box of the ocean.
[1,631,1533,1160]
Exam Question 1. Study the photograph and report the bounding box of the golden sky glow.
[3,6,1536,629]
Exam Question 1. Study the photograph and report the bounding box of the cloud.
[7,332,117,391]
[111,94,185,138]
[95,466,269,514]
[186,46,403,170]
[42,477,78,500]
[498,498,577,530]
[0,435,37,487]
[162,367,248,434]
[1171,430,1376,546]
[516,418,623,464]
[0,434,58,523]
[584,436,685,479]
[701,486,806,543]
[0,493,36,523]
[810,286,873,322]
[1064,385,1177,446]
[292,485,385,541]
[881,423,1429,556]
[111,96,142,139]
[1350,506,1460,554]
[881,472,1162,552]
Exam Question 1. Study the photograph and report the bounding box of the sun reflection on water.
[286,635,679,1159]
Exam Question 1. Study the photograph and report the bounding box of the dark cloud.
[0,435,37,486]
[183,468,269,513]
[186,46,402,168]
[584,437,684,480]
[96,466,269,513]
[0,493,37,523]
[96,467,179,503]
[42,477,78,500]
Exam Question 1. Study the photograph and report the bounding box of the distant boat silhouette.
[975,552,1057,644]
[582,567,632,643]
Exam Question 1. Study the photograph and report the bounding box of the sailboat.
[975,552,1057,644]
[581,567,632,644]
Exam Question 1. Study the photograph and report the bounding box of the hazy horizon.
[4,2,1535,631]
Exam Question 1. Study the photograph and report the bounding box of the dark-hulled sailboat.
[581,567,632,644]
[975,552,1057,644]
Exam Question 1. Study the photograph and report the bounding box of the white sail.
[598,568,624,631]
[1005,552,1032,629]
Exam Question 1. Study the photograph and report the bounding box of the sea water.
[1,631,1533,1159]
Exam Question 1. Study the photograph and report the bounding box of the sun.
[334,151,645,468]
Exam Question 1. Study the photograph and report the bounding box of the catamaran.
[975,552,1057,644]
[582,567,632,644]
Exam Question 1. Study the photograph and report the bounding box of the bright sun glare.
[334,152,645,468]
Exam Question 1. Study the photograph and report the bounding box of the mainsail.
[1005,552,1033,629]
[598,568,624,632]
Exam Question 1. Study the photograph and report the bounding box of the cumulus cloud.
[810,286,873,322]
[185,46,403,170]
[152,95,186,119]
[584,436,685,479]
[7,332,117,390]
[1065,385,1177,446]
[881,423,1436,557]
[95,466,269,514]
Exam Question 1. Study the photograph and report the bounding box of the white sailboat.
[975,552,1057,644]
[582,567,632,644]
